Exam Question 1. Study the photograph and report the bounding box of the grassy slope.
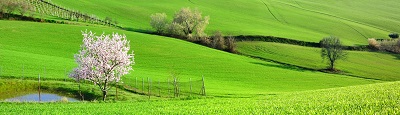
[0,20,379,96]
[0,0,398,113]
[237,41,400,80]
[1,81,399,114]
[50,0,400,45]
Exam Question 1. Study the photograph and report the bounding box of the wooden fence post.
[173,78,176,97]
[148,77,151,99]
[201,76,206,96]
[190,78,192,97]
[142,78,144,93]
[173,77,179,97]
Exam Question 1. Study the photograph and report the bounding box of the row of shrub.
[368,38,400,53]
[199,31,236,53]
[153,30,237,53]
[150,8,236,53]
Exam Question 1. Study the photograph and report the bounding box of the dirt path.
[276,1,391,33]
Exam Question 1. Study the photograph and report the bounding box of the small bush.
[199,36,211,46]
[397,39,400,46]
[370,38,400,53]
[389,33,399,39]
[382,39,400,53]
[368,38,380,50]
[16,1,32,16]
[225,36,236,53]
[211,31,225,50]
[167,22,183,36]
[0,1,5,14]
[5,1,19,14]
[150,13,168,34]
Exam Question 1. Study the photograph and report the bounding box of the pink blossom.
[70,30,134,100]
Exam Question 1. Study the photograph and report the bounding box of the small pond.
[5,93,79,102]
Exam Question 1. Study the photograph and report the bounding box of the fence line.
[0,65,207,98]
[128,76,207,98]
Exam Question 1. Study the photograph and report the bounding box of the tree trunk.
[330,60,335,71]
[78,79,84,101]
[102,80,108,101]
[115,82,118,101]
[102,90,107,101]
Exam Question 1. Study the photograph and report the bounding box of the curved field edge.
[1,81,399,114]
[49,0,400,45]
[0,20,380,96]
[236,41,400,81]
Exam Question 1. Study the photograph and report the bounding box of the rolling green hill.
[49,0,400,45]
[1,0,399,114]
[0,20,379,96]
[237,41,400,81]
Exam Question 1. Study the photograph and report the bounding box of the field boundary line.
[275,1,391,33]
[259,0,281,23]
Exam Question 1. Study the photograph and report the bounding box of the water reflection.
[5,93,79,102]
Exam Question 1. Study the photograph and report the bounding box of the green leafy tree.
[150,13,168,34]
[320,36,346,71]
[173,7,209,38]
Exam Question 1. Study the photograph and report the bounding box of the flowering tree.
[70,30,135,101]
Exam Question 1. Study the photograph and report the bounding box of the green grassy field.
[237,41,400,81]
[1,0,400,114]
[49,0,400,45]
[1,81,399,114]
[0,20,379,97]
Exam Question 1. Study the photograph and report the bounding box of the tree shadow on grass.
[389,53,400,60]
[250,62,308,72]
[374,51,400,60]
[123,27,153,34]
